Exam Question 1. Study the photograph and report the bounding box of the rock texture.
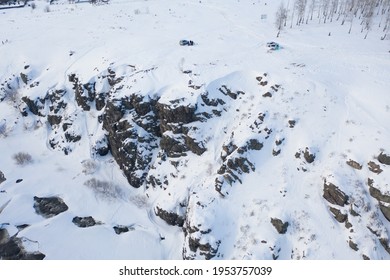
[72,216,98,228]
[270,218,289,234]
[0,171,5,185]
[323,181,349,207]
[33,196,69,218]
[0,228,45,260]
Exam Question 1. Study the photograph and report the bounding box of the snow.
[1,0,390,260]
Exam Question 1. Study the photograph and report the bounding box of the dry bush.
[81,159,98,175]
[13,152,33,166]
[84,178,124,200]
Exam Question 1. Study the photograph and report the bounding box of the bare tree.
[308,0,317,21]
[321,0,331,23]
[275,2,288,36]
[296,0,308,25]
[361,0,375,38]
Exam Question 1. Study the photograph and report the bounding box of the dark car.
[179,40,194,46]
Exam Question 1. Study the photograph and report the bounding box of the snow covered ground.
[0,0,390,260]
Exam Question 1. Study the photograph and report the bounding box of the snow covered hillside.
[0,0,390,260]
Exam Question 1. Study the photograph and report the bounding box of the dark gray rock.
[93,138,110,157]
[303,147,315,163]
[21,96,45,117]
[262,92,272,98]
[349,240,359,251]
[186,237,219,260]
[0,170,5,185]
[113,225,134,235]
[33,196,69,218]
[160,135,189,158]
[323,181,349,207]
[201,92,225,107]
[69,74,95,111]
[288,120,296,128]
[378,152,390,165]
[102,96,160,188]
[64,132,81,143]
[379,238,390,255]
[270,218,289,234]
[20,72,29,85]
[47,115,62,126]
[247,139,263,150]
[367,181,390,222]
[0,238,21,259]
[156,101,196,133]
[72,216,97,228]
[155,207,184,227]
[0,229,45,260]
[0,228,9,245]
[219,85,237,99]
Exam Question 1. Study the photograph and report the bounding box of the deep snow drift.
[0,0,390,260]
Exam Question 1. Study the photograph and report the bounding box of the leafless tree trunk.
[275,2,288,37]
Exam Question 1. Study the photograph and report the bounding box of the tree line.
[275,0,390,39]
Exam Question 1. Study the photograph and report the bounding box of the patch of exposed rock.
[113,225,135,235]
[155,206,185,227]
[378,152,390,165]
[368,178,390,222]
[72,216,99,228]
[323,181,349,207]
[346,159,362,170]
[270,218,289,234]
[0,228,45,260]
[0,170,5,185]
[33,196,69,218]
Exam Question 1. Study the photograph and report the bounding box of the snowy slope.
[0,0,390,260]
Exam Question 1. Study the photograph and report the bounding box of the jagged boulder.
[270,218,289,234]
[21,96,45,117]
[102,96,160,188]
[155,206,185,227]
[0,229,45,260]
[33,196,69,218]
[156,101,196,133]
[323,181,349,207]
[329,207,348,223]
[47,115,62,126]
[346,159,362,170]
[303,147,315,163]
[113,225,134,235]
[186,237,220,260]
[368,161,383,174]
[72,216,98,228]
[378,152,390,165]
[0,170,6,185]
[368,182,390,222]
[349,240,359,251]
[68,74,95,111]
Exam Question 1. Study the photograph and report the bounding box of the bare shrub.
[84,178,124,200]
[129,194,149,208]
[2,88,20,104]
[13,152,33,166]
[0,121,7,138]
[81,159,98,175]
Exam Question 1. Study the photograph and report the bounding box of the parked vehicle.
[179,40,194,46]
[266,41,280,50]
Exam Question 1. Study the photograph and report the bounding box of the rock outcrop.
[33,196,69,218]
